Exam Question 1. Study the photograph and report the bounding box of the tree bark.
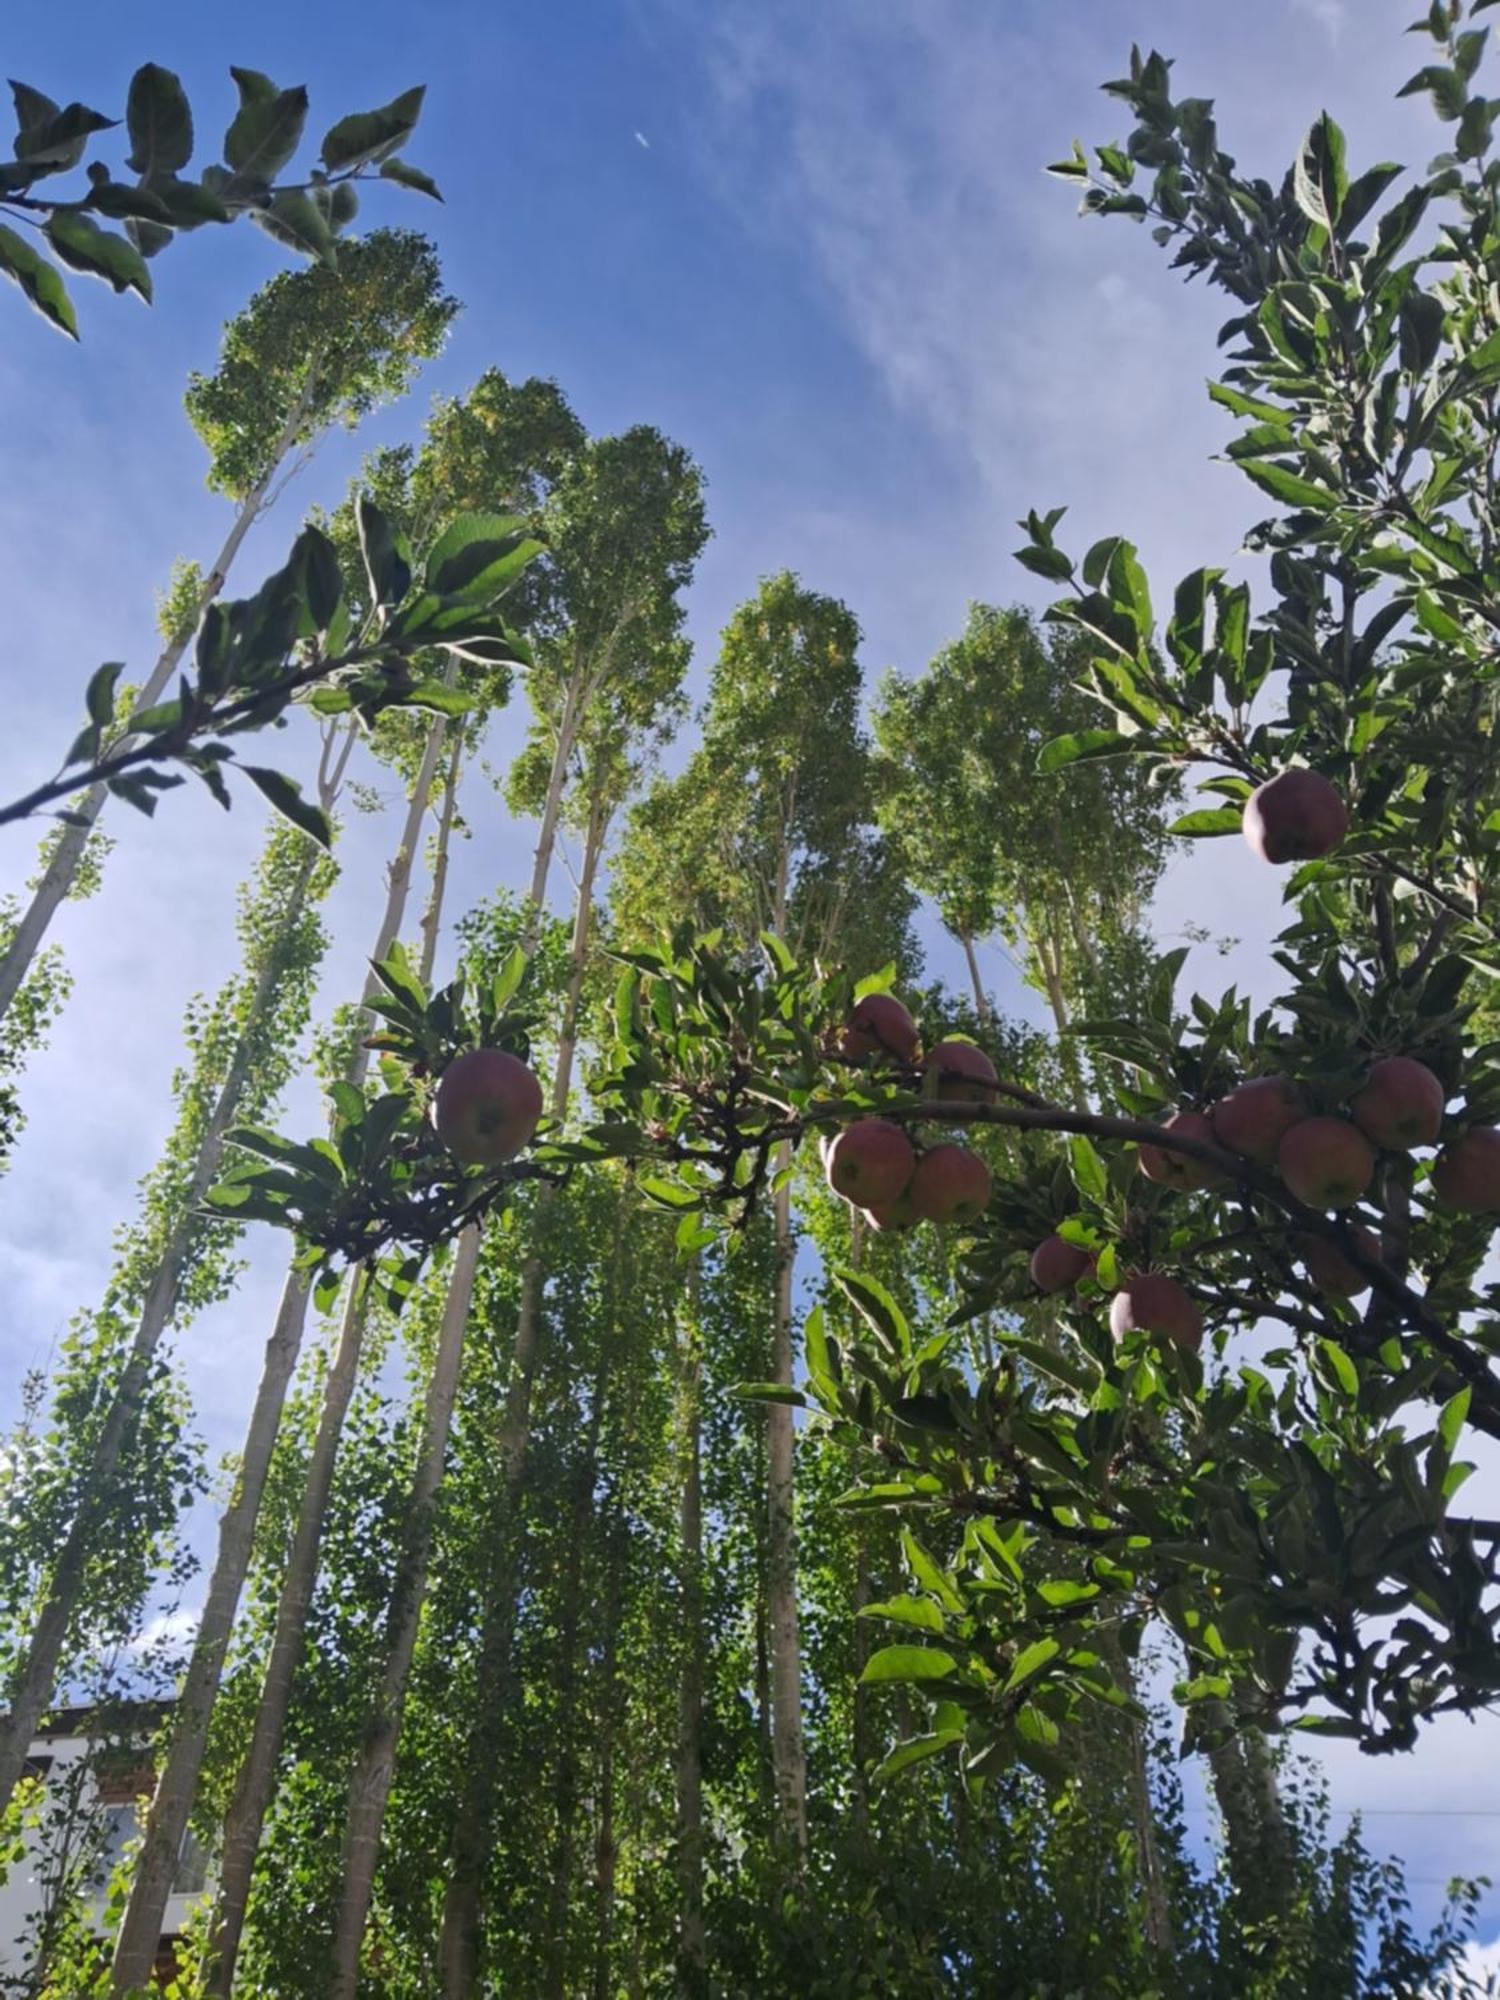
[542,1354,609,1995]
[0,836,323,1836]
[1205,1709,1298,1924]
[327,1221,483,1998]
[675,1295,706,1994]
[959,930,992,1024]
[766,1155,808,1862]
[199,711,452,1999]
[204,1267,373,1994]
[590,1526,624,2000]
[436,767,608,1995]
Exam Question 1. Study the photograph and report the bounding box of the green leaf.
[13,99,116,169]
[125,64,193,177]
[379,156,442,201]
[859,1645,957,1686]
[224,84,308,183]
[1438,1386,1471,1456]
[0,225,76,338]
[1236,458,1335,512]
[870,1731,963,1784]
[423,513,540,602]
[732,1382,807,1407]
[253,190,336,266]
[1293,113,1347,230]
[1002,1637,1060,1694]
[1036,1579,1100,1608]
[1317,1339,1360,1397]
[490,943,528,1014]
[1168,806,1242,838]
[1068,1134,1108,1201]
[1038,729,1139,773]
[356,494,412,608]
[860,1595,945,1633]
[45,212,151,301]
[901,1528,968,1615]
[153,175,231,228]
[833,1266,910,1358]
[85,663,123,728]
[241,766,332,849]
[320,85,425,172]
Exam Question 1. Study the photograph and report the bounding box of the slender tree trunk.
[765,837,808,1862]
[200,710,453,1998]
[327,1221,482,1997]
[1205,1709,1298,1923]
[766,1166,807,1859]
[520,660,588,953]
[0,384,315,1024]
[0,825,329,1834]
[325,722,474,1992]
[591,1527,624,2000]
[675,1297,706,1995]
[851,1536,873,1847]
[542,1357,609,1994]
[205,1267,372,1992]
[436,772,608,1995]
[959,930,992,1024]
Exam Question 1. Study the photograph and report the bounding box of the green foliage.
[184,230,458,501]
[0,66,438,339]
[872,604,1177,1036]
[6,505,536,840]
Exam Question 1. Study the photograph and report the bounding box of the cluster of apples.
[823,993,995,1232]
[1025,1052,1500,1357]
[1144,1056,1500,1221]
[431,1048,544,1166]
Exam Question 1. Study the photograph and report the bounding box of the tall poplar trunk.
[542,1355,610,1995]
[674,1298,707,1994]
[959,930,992,1023]
[437,770,609,1995]
[198,708,453,1999]
[766,1161,807,1861]
[0,732,351,1840]
[1204,1709,1298,1923]
[591,1524,624,2000]
[0,384,317,1025]
[327,1220,482,1997]
[764,831,808,1860]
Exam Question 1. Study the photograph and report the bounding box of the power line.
[1180,1806,1500,1819]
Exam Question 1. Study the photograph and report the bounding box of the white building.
[0,1703,207,1990]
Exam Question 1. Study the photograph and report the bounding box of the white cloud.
[1292,0,1348,44]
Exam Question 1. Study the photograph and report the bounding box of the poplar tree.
[0,761,346,1825]
[0,229,457,1039]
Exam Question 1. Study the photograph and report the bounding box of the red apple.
[924,1040,998,1103]
[1243,769,1348,864]
[1432,1126,1500,1213]
[1030,1234,1090,1293]
[826,1119,916,1207]
[1295,1225,1381,1299]
[1350,1055,1445,1152]
[432,1049,544,1167]
[841,992,920,1063]
[864,1187,918,1232]
[1108,1272,1203,1352]
[908,1144,992,1225]
[1277,1117,1375,1209]
[1212,1076,1304,1163]
[1138,1110,1225,1191]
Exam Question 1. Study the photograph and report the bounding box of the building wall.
[0,1725,206,1986]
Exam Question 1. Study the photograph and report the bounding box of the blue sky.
[3,0,1500,1969]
